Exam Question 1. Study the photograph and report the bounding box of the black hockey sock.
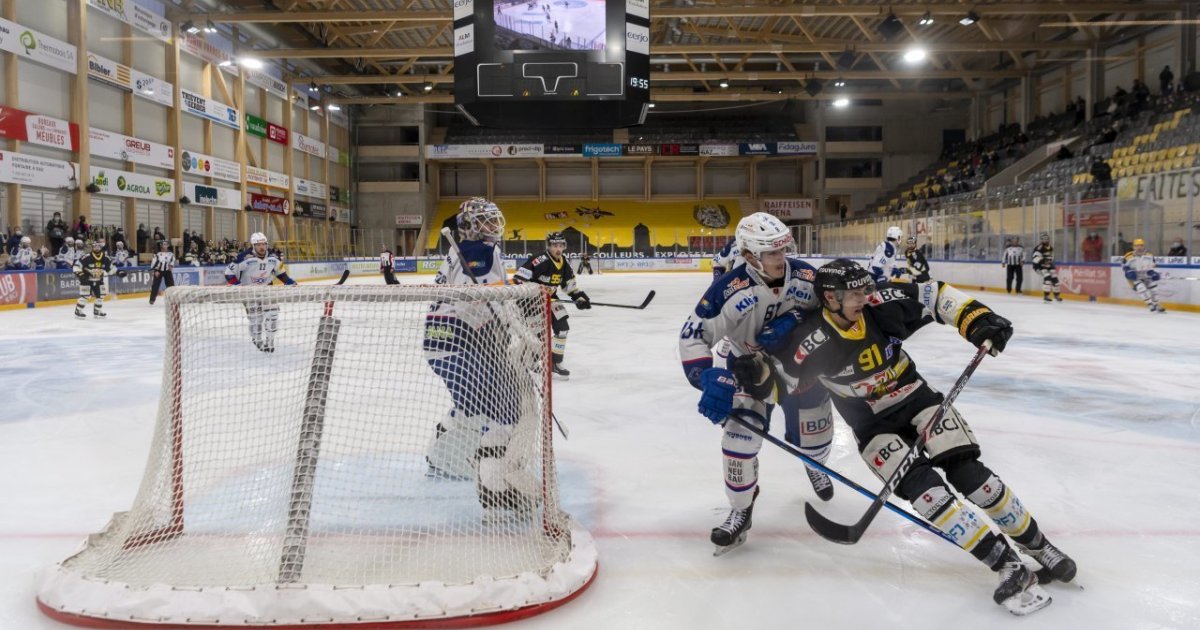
[972,532,1014,570]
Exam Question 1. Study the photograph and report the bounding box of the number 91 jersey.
[679,258,820,388]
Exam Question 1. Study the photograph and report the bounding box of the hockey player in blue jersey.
[868,225,906,284]
[679,212,835,554]
[225,232,296,352]
[423,198,534,518]
[1122,238,1166,313]
[711,237,739,278]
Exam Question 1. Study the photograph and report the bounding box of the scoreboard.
[453,0,649,128]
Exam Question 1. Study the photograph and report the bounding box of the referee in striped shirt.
[1001,238,1025,294]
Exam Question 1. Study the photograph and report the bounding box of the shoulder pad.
[786,258,818,282]
[696,266,754,318]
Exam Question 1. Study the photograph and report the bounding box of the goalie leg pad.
[723,403,767,510]
[426,409,486,479]
[476,419,539,511]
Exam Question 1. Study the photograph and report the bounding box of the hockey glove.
[965,310,1013,356]
[116,269,127,278]
[731,354,773,400]
[572,291,592,309]
[1147,269,1160,282]
[756,311,803,352]
[698,368,737,424]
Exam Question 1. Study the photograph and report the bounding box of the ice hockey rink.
[2,270,1199,629]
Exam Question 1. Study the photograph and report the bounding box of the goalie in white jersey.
[423,199,534,519]
[679,212,835,554]
[224,232,297,352]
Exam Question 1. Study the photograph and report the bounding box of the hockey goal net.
[38,283,597,628]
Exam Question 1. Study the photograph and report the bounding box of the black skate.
[74,306,87,319]
[712,486,759,556]
[253,338,275,353]
[806,466,834,501]
[1025,537,1077,584]
[551,363,570,379]
[1054,294,1063,302]
[1042,294,1052,303]
[994,559,1052,616]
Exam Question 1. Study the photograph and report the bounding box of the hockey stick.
[725,415,960,548]
[335,269,350,285]
[553,290,656,310]
[804,343,991,545]
[440,228,569,440]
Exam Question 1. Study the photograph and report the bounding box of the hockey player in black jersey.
[903,236,930,282]
[513,232,591,378]
[72,239,125,318]
[1032,233,1062,302]
[734,259,1075,615]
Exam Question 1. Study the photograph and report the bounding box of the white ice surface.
[2,272,1199,629]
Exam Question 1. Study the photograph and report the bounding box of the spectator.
[191,231,206,255]
[111,227,127,253]
[1081,231,1104,262]
[1090,157,1113,186]
[1100,125,1118,145]
[5,227,23,255]
[1115,232,1133,256]
[73,215,90,240]
[943,240,951,259]
[152,227,165,246]
[1167,238,1187,257]
[1160,66,1174,95]
[1055,145,1073,161]
[839,204,848,221]
[136,223,148,253]
[46,211,68,254]
[1073,96,1086,125]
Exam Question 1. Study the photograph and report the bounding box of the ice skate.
[1023,536,1077,584]
[551,363,570,379]
[712,487,759,556]
[93,306,107,318]
[74,306,87,319]
[806,466,834,501]
[994,559,1052,616]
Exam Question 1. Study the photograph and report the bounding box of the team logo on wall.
[693,204,731,228]
[575,206,614,220]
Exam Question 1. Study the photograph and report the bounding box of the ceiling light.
[310,105,321,111]
[834,79,846,87]
[647,102,656,108]
[327,103,341,111]
[903,46,927,64]
[919,12,934,26]
[309,81,319,92]
[833,98,850,108]
[204,20,218,34]
[423,82,434,92]
[239,57,264,70]
[217,59,234,67]
[181,21,200,35]
[396,90,404,97]
[718,78,729,88]
[960,11,980,26]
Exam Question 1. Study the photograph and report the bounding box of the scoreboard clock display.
[453,0,649,128]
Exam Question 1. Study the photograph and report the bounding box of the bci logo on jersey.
[733,294,758,312]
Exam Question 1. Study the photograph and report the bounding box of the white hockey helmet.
[20,236,31,246]
[250,232,269,246]
[886,226,902,240]
[65,236,75,245]
[459,200,506,242]
[735,212,794,256]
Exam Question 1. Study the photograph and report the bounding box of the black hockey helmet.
[815,258,874,307]
[546,231,567,245]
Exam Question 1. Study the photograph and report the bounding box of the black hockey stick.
[804,343,991,545]
[726,415,961,548]
[440,227,569,440]
[335,269,350,285]
[555,290,656,310]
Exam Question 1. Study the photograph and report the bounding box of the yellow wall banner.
[427,199,743,250]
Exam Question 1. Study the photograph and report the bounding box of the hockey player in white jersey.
[56,237,76,269]
[711,238,740,278]
[679,212,835,554]
[424,199,534,520]
[7,236,35,270]
[224,232,297,352]
[1122,238,1166,313]
[868,226,905,284]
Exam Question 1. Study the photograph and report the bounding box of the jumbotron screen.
[453,0,649,128]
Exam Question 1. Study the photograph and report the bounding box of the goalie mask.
[459,200,506,242]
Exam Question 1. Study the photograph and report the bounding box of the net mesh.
[40,284,593,626]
